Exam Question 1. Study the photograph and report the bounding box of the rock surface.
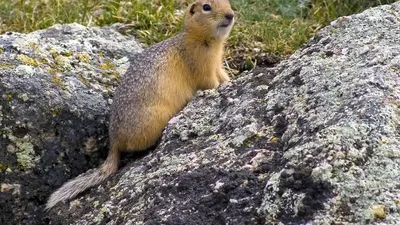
[1,1,400,225]
[0,23,141,225]
[259,2,400,224]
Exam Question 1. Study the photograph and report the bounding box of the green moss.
[0,127,10,137]
[16,54,38,67]
[50,50,59,59]
[371,204,387,219]
[77,52,90,63]
[77,72,90,87]
[245,134,262,147]
[8,134,37,170]
[270,137,279,143]
[0,45,3,54]
[51,76,67,90]
[51,107,61,116]
[55,55,72,71]
[47,68,59,76]
[38,57,51,66]
[0,63,15,69]
[116,190,123,197]
[93,206,106,224]
[111,71,121,82]
[63,51,73,57]
[0,162,9,173]
[244,58,256,71]
[28,42,39,51]
[100,59,116,71]
[245,139,253,147]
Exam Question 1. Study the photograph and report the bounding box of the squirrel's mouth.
[218,20,233,28]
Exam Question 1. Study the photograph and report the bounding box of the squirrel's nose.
[225,13,234,21]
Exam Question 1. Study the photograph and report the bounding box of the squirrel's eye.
[202,4,212,11]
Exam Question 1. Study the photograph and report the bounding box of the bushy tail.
[45,149,119,210]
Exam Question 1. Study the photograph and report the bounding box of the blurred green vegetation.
[0,0,397,68]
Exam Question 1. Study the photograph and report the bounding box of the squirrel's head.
[183,0,234,42]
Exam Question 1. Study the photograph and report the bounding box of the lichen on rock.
[1,2,400,225]
[7,134,37,170]
[0,23,142,225]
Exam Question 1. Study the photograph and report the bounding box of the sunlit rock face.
[1,2,400,224]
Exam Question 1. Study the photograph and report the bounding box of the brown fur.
[46,0,234,210]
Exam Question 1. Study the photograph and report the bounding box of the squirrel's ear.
[189,3,196,15]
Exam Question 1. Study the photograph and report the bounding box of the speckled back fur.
[109,35,182,135]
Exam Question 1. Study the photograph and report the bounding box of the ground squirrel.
[46,0,234,209]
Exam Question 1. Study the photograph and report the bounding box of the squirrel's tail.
[45,147,120,210]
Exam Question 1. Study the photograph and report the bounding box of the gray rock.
[1,1,400,225]
[0,23,141,225]
[49,2,400,224]
[259,2,400,224]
